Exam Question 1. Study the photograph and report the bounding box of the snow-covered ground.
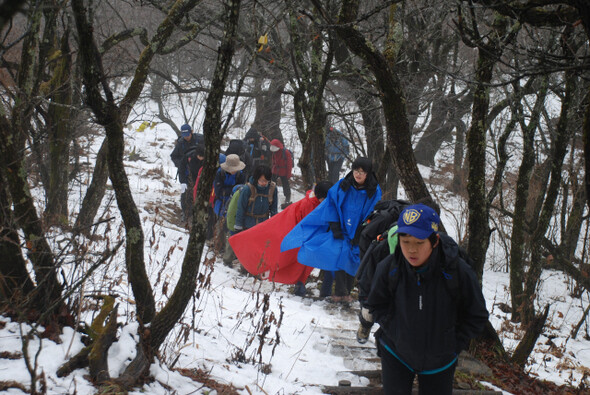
[0,101,589,394]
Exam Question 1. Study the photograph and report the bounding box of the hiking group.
[170,123,489,395]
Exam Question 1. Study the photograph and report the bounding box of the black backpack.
[356,199,410,304]
[358,199,410,258]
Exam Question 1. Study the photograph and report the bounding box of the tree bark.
[287,3,333,186]
[465,50,494,282]
[0,171,37,308]
[74,139,109,235]
[45,30,74,223]
[73,0,205,326]
[252,77,285,141]
[511,304,550,368]
[332,35,386,184]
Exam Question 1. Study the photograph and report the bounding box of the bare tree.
[71,0,241,388]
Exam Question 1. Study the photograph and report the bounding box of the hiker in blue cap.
[365,203,489,395]
[170,123,200,222]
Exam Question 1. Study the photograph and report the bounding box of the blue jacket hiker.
[234,165,278,231]
[365,204,489,395]
[213,154,247,218]
[281,157,381,297]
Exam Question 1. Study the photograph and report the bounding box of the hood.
[245,127,259,142]
[270,139,284,150]
[248,176,270,192]
[226,139,245,156]
[340,170,380,198]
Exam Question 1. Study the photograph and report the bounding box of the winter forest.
[1,0,590,394]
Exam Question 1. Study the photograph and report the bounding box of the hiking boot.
[280,201,292,210]
[356,323,371,344]
[293,281,306,297]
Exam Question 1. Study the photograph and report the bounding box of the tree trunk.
[0,172,37,308]
[465,48,495,282]
[511,304,550,368]
[45,30,74,224]
[252,77,285,141]
[121,1,241,386]
[74,139,109,235]
[0,3,64,317]
[332,35,385,168]
[452,120,467,193]
[509,78,548,323]
[287,4,333,187]
[88,298,118,384]
[523,60,576,325]
[330,0,431,202]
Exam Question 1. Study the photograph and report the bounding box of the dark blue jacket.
[171,136,199,182]
[281,171,381,275]
[235,178,278,229]
[366,235,489,373]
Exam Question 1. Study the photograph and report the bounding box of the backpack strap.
[440,255,461,306]
[247,183,256,207]
[246,181,277,219]
[387,252,402,296]
[268,181,276,205]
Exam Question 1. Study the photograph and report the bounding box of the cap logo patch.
[403,209,421,225]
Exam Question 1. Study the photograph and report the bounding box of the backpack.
[356,226,397,303]
[283,148,295,169]
[245,181,277,219]
[359,199,411,258]
[226,184,244,232]
[356,199,410,303]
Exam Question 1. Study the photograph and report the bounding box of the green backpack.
[226,184,244,232]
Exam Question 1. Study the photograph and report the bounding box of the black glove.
[329,222,344,239]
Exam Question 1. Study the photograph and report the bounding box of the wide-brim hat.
[221,154,246,173]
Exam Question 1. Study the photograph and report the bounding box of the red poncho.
[228,190,320,284]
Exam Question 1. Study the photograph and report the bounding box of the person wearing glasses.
[281,157,381,302]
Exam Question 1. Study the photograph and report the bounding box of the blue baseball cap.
[181,123,192,137]
[396,204,440,239]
